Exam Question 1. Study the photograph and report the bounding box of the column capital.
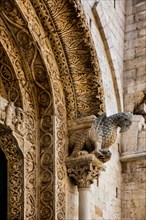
[66,154,104,188]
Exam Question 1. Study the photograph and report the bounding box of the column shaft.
[79,188,90,220]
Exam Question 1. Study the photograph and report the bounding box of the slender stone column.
[78,187,90,220]
[66,154,104,220]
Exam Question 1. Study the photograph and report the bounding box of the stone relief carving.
[134,92,146,121]
[0,9,37,220]
[4,100,30,138]
[66,154,104,188]
[30,0,105,119]
[0,0,106,219]
[66,112,132,189]
[13,107,25,135]
[69,112,132,162]
[0,2,55,218]
[0,123,24,220]
[0,44,22,108]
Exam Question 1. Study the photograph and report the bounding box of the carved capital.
[66,154,104,188]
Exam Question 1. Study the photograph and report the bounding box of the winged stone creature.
[69,112,132,162]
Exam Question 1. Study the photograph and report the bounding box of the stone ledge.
[120,151,146,162]
[68,115,96,131]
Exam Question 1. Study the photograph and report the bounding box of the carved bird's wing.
[95,113,107,130]
[89,113,107,143]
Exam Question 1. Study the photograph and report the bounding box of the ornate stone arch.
[0,0,105,220]
[0,18,38,220]
[0,123,24,219]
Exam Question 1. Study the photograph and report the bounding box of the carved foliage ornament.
[0,0,105,220]
[0,124,24,219]
[66,154,104,188]
[30,0,105,119]
[0,44,22,108]
[0,3,37,219]
[0,1,55,219]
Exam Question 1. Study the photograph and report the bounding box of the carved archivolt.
[0,0,105,219]
[0,124,24,220]
[23,0,105,119]
[0,44,22,107]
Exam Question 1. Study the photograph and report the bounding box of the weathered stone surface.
[121,159,146,220]
[0,0,145,220]
[66,154,104,188]
[124,0,146,116]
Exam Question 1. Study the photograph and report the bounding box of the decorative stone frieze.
[66,154,104,188]
[0,123,24,220]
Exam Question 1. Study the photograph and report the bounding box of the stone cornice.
[120,151,146,162]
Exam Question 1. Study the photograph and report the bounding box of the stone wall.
[90,142,122,220]
[124,0,146,112]
[121,159,146,220]
[66,1,126,219]
[122,2,146,217]
[81,0,126,114]
[121,115,146,220]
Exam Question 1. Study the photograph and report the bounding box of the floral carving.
[0,124,24,219]
[0,44,22,108]
[30,0,104,120]
[66,154,104,188]
[0,0,106,220]
[0,12,36,220]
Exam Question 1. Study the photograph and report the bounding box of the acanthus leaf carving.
[66,154,104,188]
